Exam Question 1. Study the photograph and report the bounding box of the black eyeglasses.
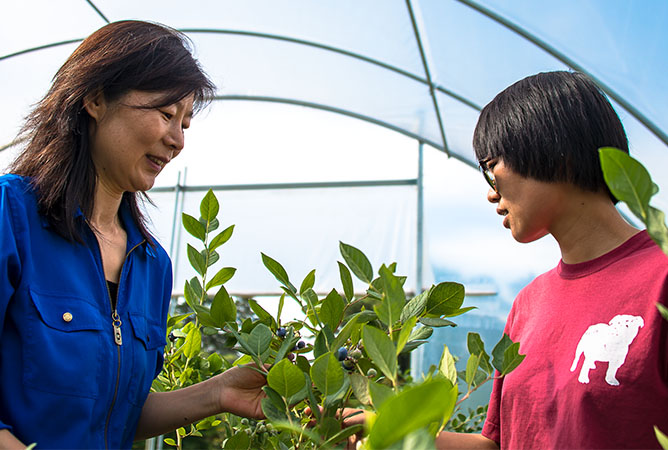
[478,158,497,193]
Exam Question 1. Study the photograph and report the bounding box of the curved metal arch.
[457,0,668,148]
[182,28,483,113]
[0,39,82,62]
[0,27,483,114]
[212,94,477,169]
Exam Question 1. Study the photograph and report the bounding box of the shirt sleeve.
[0,182,23,431]
[481,373,502,444]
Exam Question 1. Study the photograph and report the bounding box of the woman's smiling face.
[85,90,194,195]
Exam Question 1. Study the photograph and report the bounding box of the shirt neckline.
[557,230,651,279]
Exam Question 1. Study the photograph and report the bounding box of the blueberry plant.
[599,147,668,449]
[152,189,525,449]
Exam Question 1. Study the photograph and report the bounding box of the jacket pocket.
[25,289,104,398]
[127,313,166,405]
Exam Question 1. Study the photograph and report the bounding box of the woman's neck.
[90,180,124,234]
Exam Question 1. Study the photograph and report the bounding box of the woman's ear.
[83,90,107,121]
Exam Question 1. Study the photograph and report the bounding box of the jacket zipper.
[103,240,145,450]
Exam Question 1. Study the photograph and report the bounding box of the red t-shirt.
[483,231,668,449]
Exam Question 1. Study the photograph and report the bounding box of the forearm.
[134,376,222,440]
[435,431,498,449]
[0,429,27,449]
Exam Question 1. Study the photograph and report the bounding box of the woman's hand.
[135,364,267,440]
[216,365,267,419]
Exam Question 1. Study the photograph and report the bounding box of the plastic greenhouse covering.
[2,0,667,376]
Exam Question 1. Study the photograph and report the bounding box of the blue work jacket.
[0,174,172,449]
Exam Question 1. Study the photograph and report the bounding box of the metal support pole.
[417,141,424,294]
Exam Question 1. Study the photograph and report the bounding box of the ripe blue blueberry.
[297,340,306,349]
[337,347,348,361]
[276,327,287,338]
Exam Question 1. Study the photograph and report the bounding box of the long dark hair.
[11,20,216,243]
[473,71,628,202]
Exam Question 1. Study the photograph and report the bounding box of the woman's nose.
[165,124,185,151]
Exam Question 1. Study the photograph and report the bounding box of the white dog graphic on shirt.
[570,314,644,386]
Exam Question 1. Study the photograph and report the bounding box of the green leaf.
[261,253,296,292]
[314,326,335,359]
[396,316,417,355]
[183,280,197,310]
[332,313,362,350]
[654,426,668,450]
[599,147,652,220]
[277,293,285,325]
[339,241,373,283]
[467,333,492,373]
[424,282,465,317]
[368,378,457,449]
[207,217,219,232]
[248,299,277,329]
[338,261,354,301]
[163,438,177,446]
[207,353,224,373]
[300,269,316,295]
[418,317,456,327]
[368,379,394,409]
[647,207,668,254]
[301,288,322,327]
[200,189,220,224]
[400,288,432,323]
[491,334,512,373]
[362,325,397,383]
[408,325,433,341]
[501,342,525,376]
[658,303,668,322]
[193,304,217,327]
[187,244,206,277]
[399,340,428,354]
[209,225,234,252]
[223,430,251,450]
[310,352,345,396]
[374,265,405,327]
[206,267,236,290]
[322,424,365,448]
[210,285,236,325]
[182,213,205,241]
[261,397,288,422]
[206,249,219,267]
[320,289,345,330]
[304,372,321,421]
[167,312,193,328]
[384,428,435,450]
[267,359,306,398]
[183,327,201,359]
[247,323,272,357]
[349,372,371,405]
[438,345,458,385]
[465,353,480,387]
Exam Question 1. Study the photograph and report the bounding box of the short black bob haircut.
[472,71,628,202]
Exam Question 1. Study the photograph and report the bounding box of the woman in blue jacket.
[0,20,266,449]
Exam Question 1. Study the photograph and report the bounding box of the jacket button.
[62,312,73,322]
